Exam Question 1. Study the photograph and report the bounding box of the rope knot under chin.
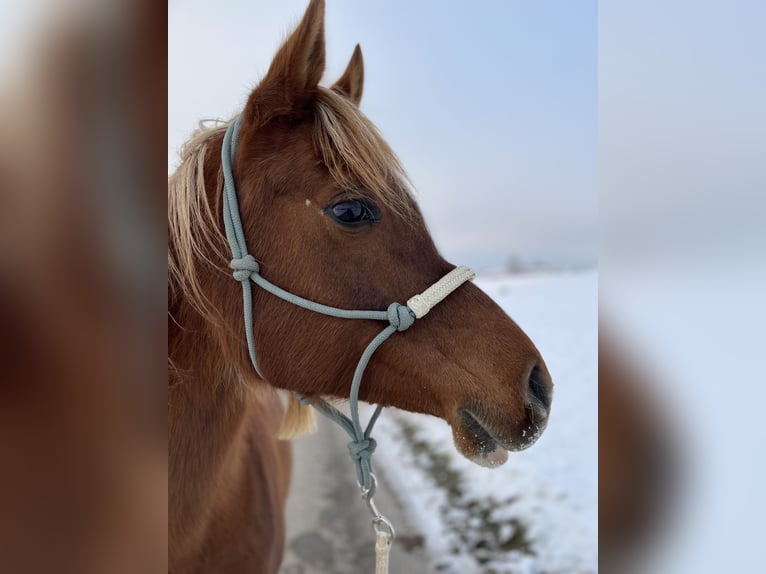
[230,254,260,282]
[348,437,378,461]
[387,303,415,332]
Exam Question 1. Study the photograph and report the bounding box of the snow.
[370,270,598,573]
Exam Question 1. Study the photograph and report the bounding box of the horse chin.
[451,408,546,469]
[470,444,509,469]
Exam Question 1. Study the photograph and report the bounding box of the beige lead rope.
[362,474,395,574]
[375,531,392,574]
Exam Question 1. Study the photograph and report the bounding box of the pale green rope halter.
[221,113,475,492]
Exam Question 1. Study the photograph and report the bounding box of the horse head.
[171,0,552,469]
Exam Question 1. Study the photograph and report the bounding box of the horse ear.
[245,0,326,119]
[331,44,364,105]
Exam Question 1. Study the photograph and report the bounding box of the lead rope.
[376,531,392,574]
[221,114,475,570]
[363,473,393,573]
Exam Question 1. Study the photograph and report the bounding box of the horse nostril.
[528,364,552,410]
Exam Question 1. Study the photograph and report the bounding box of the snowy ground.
[370,270,598,574]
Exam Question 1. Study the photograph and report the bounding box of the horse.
[168,1,553,572]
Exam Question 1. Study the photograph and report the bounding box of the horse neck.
[168,298,253,543]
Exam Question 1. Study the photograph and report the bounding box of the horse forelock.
[313,86,414,219]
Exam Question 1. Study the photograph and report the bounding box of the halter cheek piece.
[221,113,475,529]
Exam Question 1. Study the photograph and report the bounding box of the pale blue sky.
[169,0,597,269]
[600,0,765,263]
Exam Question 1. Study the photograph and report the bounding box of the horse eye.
[328,199,380,227]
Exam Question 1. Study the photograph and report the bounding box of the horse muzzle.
[451,363,553,468]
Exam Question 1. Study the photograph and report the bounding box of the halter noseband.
[221,112,474,510]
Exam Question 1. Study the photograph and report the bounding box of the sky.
[169,0,598,270]
[599,0,766,266]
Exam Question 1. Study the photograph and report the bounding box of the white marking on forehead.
[305,199,312,206]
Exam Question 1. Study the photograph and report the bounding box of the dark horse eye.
[328,198,380,227]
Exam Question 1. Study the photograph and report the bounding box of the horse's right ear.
[244,0,326,123]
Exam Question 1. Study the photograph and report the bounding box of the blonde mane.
[168,119,230,323]
[168,87,414,324]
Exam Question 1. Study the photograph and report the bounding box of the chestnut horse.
[168,1,553,572]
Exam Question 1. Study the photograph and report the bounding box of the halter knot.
[387,303,415,332]
[230,254,260,282]
[348,437,378,461]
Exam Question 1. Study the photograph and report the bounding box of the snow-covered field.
[372,270,598,574]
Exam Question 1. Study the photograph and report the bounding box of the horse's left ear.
[331,44,364,105]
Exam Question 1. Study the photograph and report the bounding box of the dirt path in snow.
[279,415,429,574]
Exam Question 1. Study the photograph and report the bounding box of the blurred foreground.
[1,1,166,572]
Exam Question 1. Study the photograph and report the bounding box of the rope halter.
[220,113,475,539]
